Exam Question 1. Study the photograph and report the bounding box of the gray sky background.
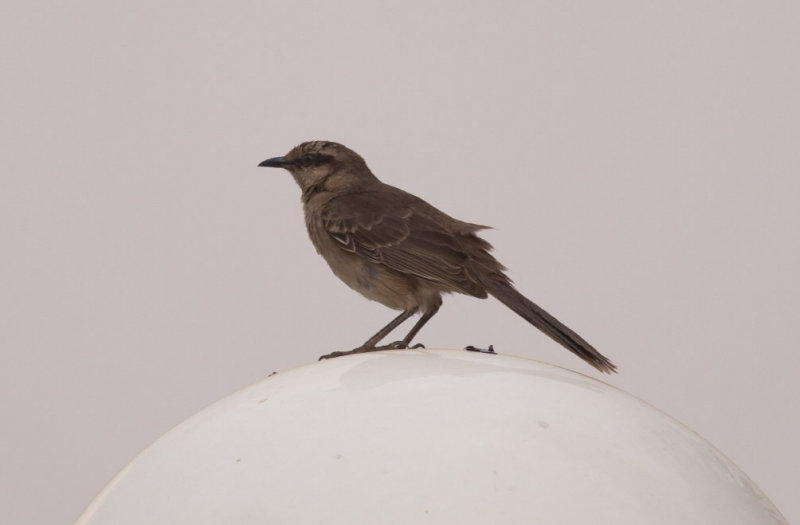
[1,2,798,523]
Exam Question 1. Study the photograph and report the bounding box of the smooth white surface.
[77,350,786,524]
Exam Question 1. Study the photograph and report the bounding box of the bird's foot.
[375,340,407,350]
[464,344,496,354]
[319,342,426,360]
[375,341,426,350]
[318,347,376,360]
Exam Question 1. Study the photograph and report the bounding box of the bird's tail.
[481,275,616,374]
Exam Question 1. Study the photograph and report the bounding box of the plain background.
[1,2,798,523]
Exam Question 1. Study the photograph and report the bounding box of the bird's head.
[258,141,372,194]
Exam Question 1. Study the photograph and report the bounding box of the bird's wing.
[320,189,488,297]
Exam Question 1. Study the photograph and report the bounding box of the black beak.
[258,156,293,168]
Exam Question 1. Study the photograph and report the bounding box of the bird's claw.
[464,344,496,354]
[382,341,425,349]
[375,340,426,350]
[319,341,426,360]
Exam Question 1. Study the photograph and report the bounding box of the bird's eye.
[301,153,315,165]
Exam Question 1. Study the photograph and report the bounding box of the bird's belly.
[305,228,411,311]
[324,248,414,310]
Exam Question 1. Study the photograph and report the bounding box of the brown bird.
[259,141,616,373]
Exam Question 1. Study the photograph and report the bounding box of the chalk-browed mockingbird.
[259,141,616,373]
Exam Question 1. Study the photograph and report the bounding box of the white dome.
[77,349,786,524]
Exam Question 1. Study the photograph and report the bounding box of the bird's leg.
[362,307,418,348]
[383,303,440,350]
[319,308,417,360]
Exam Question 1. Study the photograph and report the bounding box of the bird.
[258,141,616,373]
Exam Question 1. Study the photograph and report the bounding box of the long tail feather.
[482,276,616,374]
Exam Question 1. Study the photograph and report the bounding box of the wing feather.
[320,188,489,297]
